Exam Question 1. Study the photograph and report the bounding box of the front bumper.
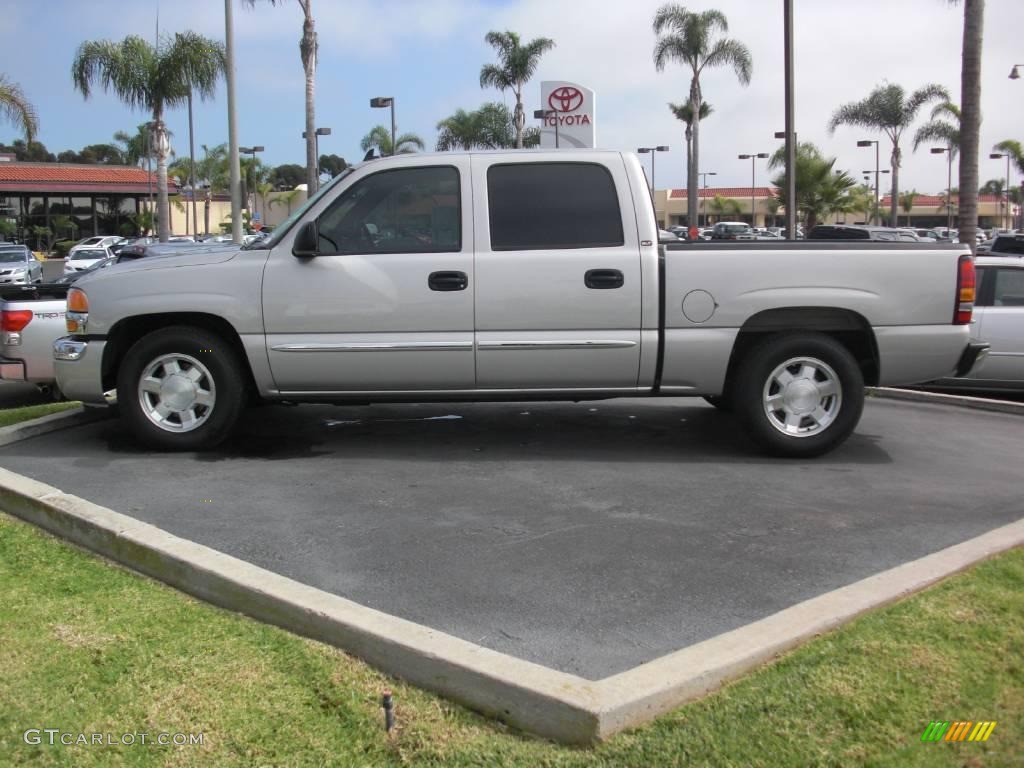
[53,336,109,405]
[953,341,990,377]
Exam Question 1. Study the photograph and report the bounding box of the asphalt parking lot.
[1,396,1021,679]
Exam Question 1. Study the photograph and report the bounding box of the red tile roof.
[668,187,776,199]
[0,162,176,194]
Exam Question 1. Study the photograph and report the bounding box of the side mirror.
[292,221,318,257]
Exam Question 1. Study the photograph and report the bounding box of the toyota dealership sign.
[539,81,595,149]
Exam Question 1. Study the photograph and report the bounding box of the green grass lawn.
[0,401,80,428]
[0,510,1019,767]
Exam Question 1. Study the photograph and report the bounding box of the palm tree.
[653,5,752,228]
[709,194,742,220]
[669,100,712,215]
[828,82,949,228]
[268,188,302,216]
[72,33,226,242]
[479,31,555,149]
[899,190,918,226]
[993,140,1024,175]
[952,0,984,250]
[436,109,483,151]
[768,142,857,231]
[0,74,39,142]
[360,125,424,156]
[913,101,961,155]
[243,1,318,192]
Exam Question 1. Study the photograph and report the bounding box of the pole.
[390,101,396,157]
[874,142,880,226]
[783,0,796,238]
[1007,154,1012,230]
[750,156,756,227]
[188,90,198,240]
[554,116,559,149]
[225,0,242,245]
[947,148,953,233]
[651,152,656,195]
[145,127,153,234]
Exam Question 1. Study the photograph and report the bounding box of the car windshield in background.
[724,225,750,234]
[72,249,106,259]
[0,250,27,262]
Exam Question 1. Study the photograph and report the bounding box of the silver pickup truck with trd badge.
[53,150,987,457]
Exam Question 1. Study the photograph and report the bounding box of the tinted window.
[993,268,1024,307]
[808,226,870,240]
[316,166,460,255]
[992,237,1024,255]
[487,163,624,250]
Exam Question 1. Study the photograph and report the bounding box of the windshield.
[723,224,750,233]
[245,167,356,250]
[72,249,106,259]
[0,250,27,263]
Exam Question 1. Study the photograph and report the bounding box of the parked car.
[987,234,1024,256]
[902,228,940,242]
[808,225,922,242]
[929,254,1024,392]
[63,246,113,275]
[67,235,123,259]
[0,244,43,284]
[711,221,754,240]
[52,150,985,458]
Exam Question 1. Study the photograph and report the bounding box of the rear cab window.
[486,162,625,250]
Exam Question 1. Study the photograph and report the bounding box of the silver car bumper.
[53,337,109,405]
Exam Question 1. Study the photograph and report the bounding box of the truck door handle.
[584,269,624,289]
[428,270,468,291]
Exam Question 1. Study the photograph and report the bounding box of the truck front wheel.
[116,326,246,450]
[733,333,864,458]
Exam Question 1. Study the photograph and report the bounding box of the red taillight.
[954,254,975,325]
[1,310,32,332]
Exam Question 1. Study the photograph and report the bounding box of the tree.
[899,189,918,226]
[993,140,1024,175]
[0,74,38,142]
[436,108,484,151]
[768,142,857,231]
[113,123,168,167]
[828,82,949,228]
[479,31,555,149]
[954,0,984,250]
[435,102,539,151]
[318,154,347,178]
[913,101,961,155]
[0,138,55,162]
[270,163,306,190]
[244,1,318,192]
[980,178,1004,196]
[268,187,302,216]
[360,125,424,156]
[653,5,752,228]
[709,194,742,220]
[669,100,712,215]
[72,32,226,242]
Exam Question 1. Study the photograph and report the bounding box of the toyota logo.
[548,86,584,113]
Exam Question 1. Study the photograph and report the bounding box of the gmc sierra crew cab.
[53,150,987,457]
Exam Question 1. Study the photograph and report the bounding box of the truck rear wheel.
[733,333,864,458]
[116,326,246,450]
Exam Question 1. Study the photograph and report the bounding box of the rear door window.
[993,268,1024,307]
[487,163,624,250]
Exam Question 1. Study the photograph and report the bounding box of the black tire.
[703,395,732,412]
[117,325,246,450]
[732,332,864,458]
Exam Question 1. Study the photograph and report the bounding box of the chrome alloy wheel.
[762,356,842,438]
[137,353,216,433]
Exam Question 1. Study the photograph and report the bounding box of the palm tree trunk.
[153,112,171,242]
[514,82,525,149]
[889,144,900,228]
[301,1,318,192]
[687,76,701,227]
[958,0,983,251]
[685,124,693,227]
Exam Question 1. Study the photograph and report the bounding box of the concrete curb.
[0,464,1020,745]
[0,405,109,448]
[868,386,1024,415]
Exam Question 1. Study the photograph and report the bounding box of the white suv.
[67,236,123,260]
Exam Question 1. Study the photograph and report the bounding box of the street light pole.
[239,145,264,224]
[990,151,1012,230]
[303,127,332,181]
[738,153,769,226]
[698,171,716,227]
[637,146,669,193]
[782,0,796,239]
[931,147,954,232]
[370,97,396,155]
[187,89,198,240]
[224,0,242,244]
[533,109,558,148]
[857,139,881,225]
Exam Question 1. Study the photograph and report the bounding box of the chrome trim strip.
[276,387,646,397]
[477,340,638,351]
[271,341,474,353]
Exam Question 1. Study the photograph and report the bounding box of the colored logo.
[921,721,997,742]
[548,86,584,113]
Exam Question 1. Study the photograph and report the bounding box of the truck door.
[972,264,1024,381]
[262,159,475,393]
[471,156,643,390]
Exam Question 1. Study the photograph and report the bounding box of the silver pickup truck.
[54,150,987,457]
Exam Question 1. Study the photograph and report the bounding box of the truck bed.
[0,285,71,385]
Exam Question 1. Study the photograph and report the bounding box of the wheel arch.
[102,313,258,398]
[723,307,880,395]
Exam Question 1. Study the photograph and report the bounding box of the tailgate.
[1,292,69,383]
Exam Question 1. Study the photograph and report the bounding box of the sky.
[1,0,1022,194]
